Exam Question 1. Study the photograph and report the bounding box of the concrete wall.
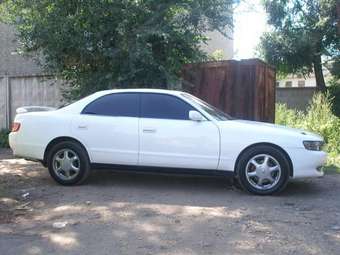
[0,76,6,129]
[276,87,317,111]
[0,75,63,130]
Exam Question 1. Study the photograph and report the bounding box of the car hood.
[219,119,323,141]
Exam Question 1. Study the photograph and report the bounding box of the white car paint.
[139,118,220,169]
[9,89,326,179]
[71,114,139,165]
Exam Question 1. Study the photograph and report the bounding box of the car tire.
[235,145,290,195]
[47,141,91,185]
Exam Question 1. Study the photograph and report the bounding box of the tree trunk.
[313,55,327,92]
[337,1,340,35]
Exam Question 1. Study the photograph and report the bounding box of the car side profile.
[9,89,326,195]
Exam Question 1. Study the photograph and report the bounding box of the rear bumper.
[286,147,326,178]
[9,132,44,160]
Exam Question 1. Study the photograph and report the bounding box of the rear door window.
[82,93,139,117]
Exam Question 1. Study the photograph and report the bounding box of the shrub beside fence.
[0,129,9,148]
[276,93,340,162]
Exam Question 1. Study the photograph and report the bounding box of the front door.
[139,93,220,169]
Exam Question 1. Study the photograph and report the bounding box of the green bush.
[275,93,340,158]
[328,79,340,117]
[0,129,10,148]
[275,104,303,127]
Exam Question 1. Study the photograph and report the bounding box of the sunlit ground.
[1,150,340,255]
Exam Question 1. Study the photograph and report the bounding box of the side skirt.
[91,163,235,178]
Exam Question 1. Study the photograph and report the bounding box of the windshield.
[182,93,232,121]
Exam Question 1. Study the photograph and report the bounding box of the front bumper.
[286,147,327,178]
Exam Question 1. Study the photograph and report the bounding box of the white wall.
[276,77,316,88]
[277,70,331,88]
[202,30,234,60]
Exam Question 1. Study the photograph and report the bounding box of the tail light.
[11,122,21,132]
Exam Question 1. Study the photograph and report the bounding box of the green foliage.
[0,129,10,148]
[3,0,234,99]
[0,1,11,22]
[210,49,224,61]
[275,93,340,158]
[328,78,340,117]
[323,157,340,173]
[259,0,339,90]
[275,104,303,127]
[302,93,340,155]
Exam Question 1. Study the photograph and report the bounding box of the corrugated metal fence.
[182,59,276,123]
[0,75,63,129]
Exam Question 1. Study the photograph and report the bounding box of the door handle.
[78,125,88,129]
[143,128,156,133]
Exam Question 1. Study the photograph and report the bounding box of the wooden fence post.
[5,75,11,129]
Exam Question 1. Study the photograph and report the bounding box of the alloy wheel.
[52,149,80,181]
[245,154,282,191]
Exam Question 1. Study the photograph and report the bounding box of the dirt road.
[1,149,340,255]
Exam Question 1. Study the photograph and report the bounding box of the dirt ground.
[0,148,340,255]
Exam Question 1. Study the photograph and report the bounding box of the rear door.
[72,93,139,165]
[139,93,220,169]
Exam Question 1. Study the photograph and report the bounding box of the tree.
[1,0,234,99]
[259,0,340,91]
[337,1,340,35]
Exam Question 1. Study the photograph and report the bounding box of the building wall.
[277,70,331,88]
[276,76,316,88]
[0,23,43,76]
[202,30,234,60]
[276,87,316,111]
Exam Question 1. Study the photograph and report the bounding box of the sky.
[233,0,268,59]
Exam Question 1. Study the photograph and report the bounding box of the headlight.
[303,141,324,151]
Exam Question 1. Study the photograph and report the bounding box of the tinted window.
[141,93,195,120]
[181,93,232,121]
[82,93,139,117]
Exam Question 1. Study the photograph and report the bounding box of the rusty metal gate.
[182,59,276,123]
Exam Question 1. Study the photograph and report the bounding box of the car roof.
[95,88,184,97]
[57,88,190,114]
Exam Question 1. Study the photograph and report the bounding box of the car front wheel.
[47,141,90,185]
[236,145,290,195]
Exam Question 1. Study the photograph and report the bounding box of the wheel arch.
[234,142,294,177]
[43,136,90,166]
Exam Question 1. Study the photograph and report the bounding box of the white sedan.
[9,89,326,195]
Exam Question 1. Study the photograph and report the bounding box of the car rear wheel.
[47,141,90,185]
[236,145,290,195]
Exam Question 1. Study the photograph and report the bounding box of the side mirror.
[189,110,205,122]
